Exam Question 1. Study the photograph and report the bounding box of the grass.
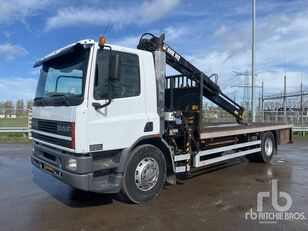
[0,133,30,142]
[292,132,308,140]
[0,118,30,142]
[0,118,28,127]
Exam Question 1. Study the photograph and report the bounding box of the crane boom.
[137,33,245,124]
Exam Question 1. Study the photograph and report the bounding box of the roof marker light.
[98,36,107,48]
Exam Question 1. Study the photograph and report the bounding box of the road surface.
[0,142,307,230]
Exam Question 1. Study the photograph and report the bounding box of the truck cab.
[31,39,167,196]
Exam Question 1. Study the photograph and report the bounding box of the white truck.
[31,33,292,203]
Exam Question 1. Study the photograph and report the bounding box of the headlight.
[67,158,77,171]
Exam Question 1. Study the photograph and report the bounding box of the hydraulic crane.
[137,33,245,124]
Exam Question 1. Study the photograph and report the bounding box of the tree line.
[0,100,33,116]
[0,99,33,110]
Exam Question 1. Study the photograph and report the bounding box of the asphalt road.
[0,141,308,231]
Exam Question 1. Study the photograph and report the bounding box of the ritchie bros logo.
[245,179,306,224]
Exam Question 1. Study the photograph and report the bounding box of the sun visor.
[33,43,85,68]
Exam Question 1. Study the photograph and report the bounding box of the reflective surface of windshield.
[34,44,90,106]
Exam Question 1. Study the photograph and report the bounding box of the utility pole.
[301,73,304,132]
[234,90,236,123]
[251,0,256,122]
[283,65,287,123]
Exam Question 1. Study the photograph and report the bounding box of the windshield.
[34,44,90,106]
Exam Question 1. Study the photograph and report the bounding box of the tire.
[248,132,276,163]
[121,144,166,203]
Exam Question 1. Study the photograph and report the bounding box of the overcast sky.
[0,0,308,102]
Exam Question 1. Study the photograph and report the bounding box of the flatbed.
[201,123,293,139]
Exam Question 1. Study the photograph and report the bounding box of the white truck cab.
[31,38,171,202]
[32,39,160,152]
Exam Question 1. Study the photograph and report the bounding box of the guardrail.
[0,127,28,133]
[293,127,308,132]
[0,127,29,139]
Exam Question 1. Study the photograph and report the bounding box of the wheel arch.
[117,136,175,176]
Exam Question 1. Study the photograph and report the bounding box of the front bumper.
[31,142,122,193]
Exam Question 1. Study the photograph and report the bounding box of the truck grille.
[31,118,73,148]
[37,120,58,134]
[32,118,72,136]
[36,133,57,143]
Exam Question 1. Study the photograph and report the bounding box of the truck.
[30,33,292,203]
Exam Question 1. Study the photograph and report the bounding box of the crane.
[137,33,245,124]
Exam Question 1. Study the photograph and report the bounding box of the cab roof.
[33,39,95,68]
[33,38,150,68]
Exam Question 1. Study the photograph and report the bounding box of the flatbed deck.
[201,123,293,139]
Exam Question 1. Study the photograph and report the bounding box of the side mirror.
[109,54,121,81]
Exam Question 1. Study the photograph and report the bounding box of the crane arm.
[137,33,245,124]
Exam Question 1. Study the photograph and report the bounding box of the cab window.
[94,50,140,100]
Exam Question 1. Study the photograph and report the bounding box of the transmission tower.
[243,71,250,110]
[231,71,262,112]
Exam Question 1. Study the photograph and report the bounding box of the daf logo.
[57,125,71,133]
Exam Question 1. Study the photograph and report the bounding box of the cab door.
[87,45,149,152]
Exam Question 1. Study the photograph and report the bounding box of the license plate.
[43,164,54,173]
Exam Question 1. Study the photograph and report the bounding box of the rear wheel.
[248,132,276,163]
[121,144,166,203]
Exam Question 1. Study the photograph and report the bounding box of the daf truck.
[30,33,292,203]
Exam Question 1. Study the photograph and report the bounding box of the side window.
[94,50,140,100]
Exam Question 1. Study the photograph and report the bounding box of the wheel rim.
[265,138,273,156]
[134,157,159,192]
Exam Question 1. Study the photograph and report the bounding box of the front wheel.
[121,144,166,203]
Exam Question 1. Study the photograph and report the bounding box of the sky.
[0,0,308,104]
